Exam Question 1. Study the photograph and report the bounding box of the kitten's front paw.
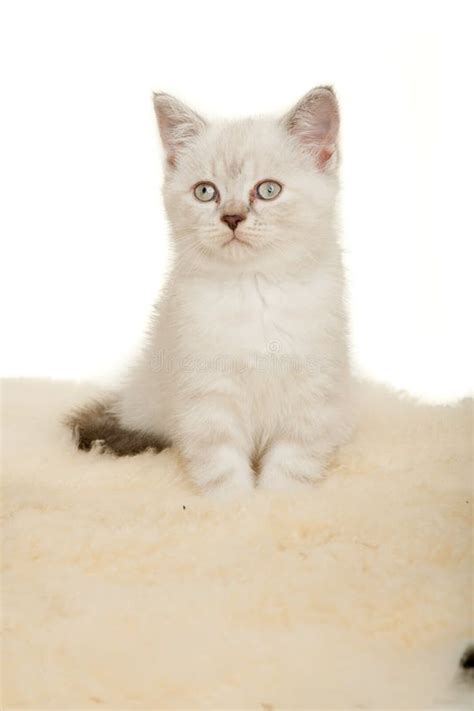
[182,441,256,498]
[258,469,321,491]
[258,443,326,491]
[204,472,255,500]
[186,457,255,499]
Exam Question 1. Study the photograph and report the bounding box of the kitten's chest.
[178,275,318,357]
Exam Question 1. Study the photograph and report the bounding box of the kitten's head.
[153,87,340,273]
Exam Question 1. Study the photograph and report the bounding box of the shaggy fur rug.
[1,378,472,709]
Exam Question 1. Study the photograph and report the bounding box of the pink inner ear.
[286,88,339,169]
[157,115,178,166]
[297,124,335,168]
[316,147,334,168]
[153,93,206,168]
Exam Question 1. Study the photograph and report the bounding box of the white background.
[1,0,472,402]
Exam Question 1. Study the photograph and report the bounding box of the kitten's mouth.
[222,233,251,247]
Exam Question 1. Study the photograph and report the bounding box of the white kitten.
[68,87,353,497]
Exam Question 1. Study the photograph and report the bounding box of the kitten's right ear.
[152,92,206,167]
[283,86,340,170]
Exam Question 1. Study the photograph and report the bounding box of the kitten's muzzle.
[221,214,246,231]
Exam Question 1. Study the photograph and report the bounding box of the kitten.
[67,87,353,496]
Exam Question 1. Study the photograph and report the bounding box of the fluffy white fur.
[2,378,472,708]
[114,88,351,496]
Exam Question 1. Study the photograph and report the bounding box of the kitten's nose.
[221,214,246,231]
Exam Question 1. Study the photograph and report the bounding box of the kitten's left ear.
[283,86,340,170]
[153,92,206,167]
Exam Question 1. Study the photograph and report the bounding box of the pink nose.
[221,214,246,231]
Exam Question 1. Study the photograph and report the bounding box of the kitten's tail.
[65,396,166,456]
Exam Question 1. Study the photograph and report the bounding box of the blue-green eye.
[194,182,217,202]
[256,180,282,200]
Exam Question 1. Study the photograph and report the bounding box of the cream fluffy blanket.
[2,378,472,709]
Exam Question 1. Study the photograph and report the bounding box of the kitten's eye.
[193,182,217,202]
[256,180,282,200]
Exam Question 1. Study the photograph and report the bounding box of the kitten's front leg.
[258,439,329,491]
[176,392,254,498]
[184,443,255,499]
[258,379,352,491]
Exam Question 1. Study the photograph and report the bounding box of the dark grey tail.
[460,645,474,675]
[65,396,167,456]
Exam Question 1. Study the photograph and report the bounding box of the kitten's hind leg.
[65,396,168,456]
